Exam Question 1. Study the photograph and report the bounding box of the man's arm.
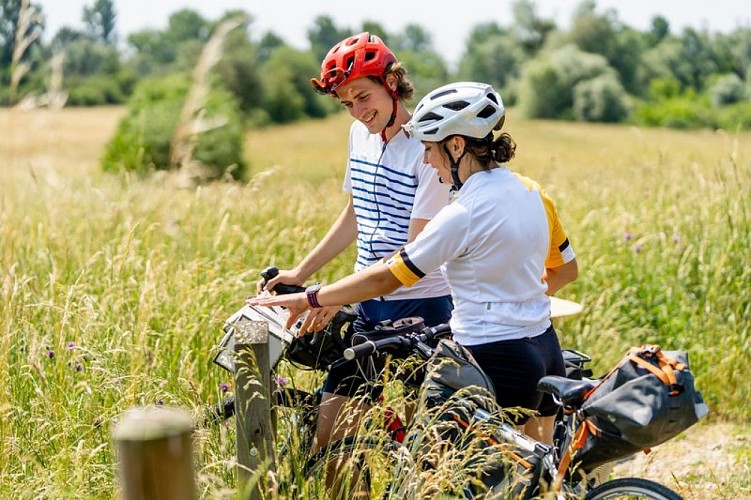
[260,197,357,292]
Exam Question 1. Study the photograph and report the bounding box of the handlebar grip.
[417,323,452,343]
[343,341,378,361]
[259,266,305,295]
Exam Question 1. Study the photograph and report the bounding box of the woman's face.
[422,140,452,185]
[336,77,394,135]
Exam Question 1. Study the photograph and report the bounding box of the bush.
[100,74,247,180]
[708,73,747,108]
[572,73,631,122]
[633,95,710,129]
[67,75,126,106]
[715,101,751,130]
[518,44,617,120]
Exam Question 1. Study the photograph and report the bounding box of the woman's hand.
[247,294,340,335]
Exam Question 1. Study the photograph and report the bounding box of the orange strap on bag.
[626,345,686,395]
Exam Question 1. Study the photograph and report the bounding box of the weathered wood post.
[113,406,197,500]
[233,319,276,498]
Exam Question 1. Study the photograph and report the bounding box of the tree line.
[2,0,751,130]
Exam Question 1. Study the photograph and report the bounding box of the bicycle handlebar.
[260,266,306,295]
[343,323,452,361]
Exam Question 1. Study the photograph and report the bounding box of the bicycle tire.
[584,477,682,500]
[305,435,400,496]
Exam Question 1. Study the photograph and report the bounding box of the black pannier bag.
[572,344,708,472]
[284,305,357,370]
[420,338,496,405]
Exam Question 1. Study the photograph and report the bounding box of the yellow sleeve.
[386,248,424,287]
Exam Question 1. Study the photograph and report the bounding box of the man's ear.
[384,73,398,92]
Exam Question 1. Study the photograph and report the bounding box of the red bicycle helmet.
[310,32,397,96]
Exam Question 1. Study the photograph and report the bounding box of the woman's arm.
[545,258,578,296]
[249,262,402,332]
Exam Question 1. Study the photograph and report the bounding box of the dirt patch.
[611,421,749,499]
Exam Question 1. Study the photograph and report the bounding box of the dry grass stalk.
[46,52,68,109]
[10,0,43,105]
[168,15,246,178]
[15,53,67,111]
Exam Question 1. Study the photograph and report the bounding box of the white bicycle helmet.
[403,81,505,142]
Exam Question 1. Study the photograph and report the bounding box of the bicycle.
[315,323,684,499]
[208,267,683,498]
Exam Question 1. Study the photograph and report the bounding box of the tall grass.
[1,108,749,497]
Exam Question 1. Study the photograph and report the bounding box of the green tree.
[518,43,616,119]
[307,15,350,63]
[511,0,556,57]
[396,49,449,102]
[260,46,332,123]
[639,29,719,93]
[126,29,176,75]
[361,21,390,46]
[257,32,284,63]
[457,31,523,93]
[83,0,116,45]
[555,3,644,95]
[646,15,670,47]
[214,11,265,117]
[165,9,210,44]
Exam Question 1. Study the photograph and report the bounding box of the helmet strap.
[380,88,399,143]
[443,143,466,191]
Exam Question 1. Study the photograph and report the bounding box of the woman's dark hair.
[463,132,517,168]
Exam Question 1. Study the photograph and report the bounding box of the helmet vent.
[431,89,458,100]
[444,100,469,112]
[478,104,497,119]
[417,111,443,124]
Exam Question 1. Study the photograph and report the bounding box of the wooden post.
[113,406,197,500]
[233,320,276,498]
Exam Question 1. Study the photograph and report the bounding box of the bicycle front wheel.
[584,477,682,500]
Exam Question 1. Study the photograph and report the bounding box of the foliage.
[518,43,616,120]
[100,74,246,179]
[708,73,747,107]
[307,15,351,64]
[66,74,126,105]
[1,0,750,132]
[572,72,630,122]
[83,0,117,45]
[456,26,524,94]
[259,46,335,123]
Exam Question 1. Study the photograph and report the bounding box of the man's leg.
[311,392,370,455]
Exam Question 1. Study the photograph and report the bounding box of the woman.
[251,81,578,443]
[256,33,453,455]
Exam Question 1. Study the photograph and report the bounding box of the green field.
[1,107,750,497]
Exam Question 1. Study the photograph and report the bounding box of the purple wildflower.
[624,232,633,241]
[220,383,230,393]
[633,244,643,253]
[276,376,289,387]
[156,399,164,406]
[47,349,55,359]
[67,342,76,350]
